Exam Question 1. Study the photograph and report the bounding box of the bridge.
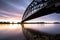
[22,0,60,23]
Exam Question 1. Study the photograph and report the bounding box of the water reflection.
[24,24,60,35]
[0,24,21,30]
[0,24,25,40]
[22,24,60,40]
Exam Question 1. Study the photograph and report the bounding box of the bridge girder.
[22,0,50,20]
[22,0,60,23]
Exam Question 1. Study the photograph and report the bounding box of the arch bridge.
[22,0,60,23]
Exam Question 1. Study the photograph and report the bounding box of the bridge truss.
[22,0,60,23]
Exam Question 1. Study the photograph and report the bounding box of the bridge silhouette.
[22,0,60,23]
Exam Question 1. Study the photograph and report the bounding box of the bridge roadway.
[22,0,60,23]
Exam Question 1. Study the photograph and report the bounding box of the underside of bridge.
[21,0,60,23]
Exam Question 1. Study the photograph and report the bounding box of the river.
[0,24,60,40]
[0,24,25,40]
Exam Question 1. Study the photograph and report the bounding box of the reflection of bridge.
[22,0,60,23]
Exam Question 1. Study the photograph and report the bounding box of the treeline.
[0,22,60,24]
[22,22,60,24]
[0,22,10,24]
[0,22,21,24]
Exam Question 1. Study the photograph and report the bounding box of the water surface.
[24,24,60,35]
[0,24,25,40]
[0,24,60,40]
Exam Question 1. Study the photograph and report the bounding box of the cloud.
[6,2,25,11]
[0,10,23,21]
[0,0,59,22]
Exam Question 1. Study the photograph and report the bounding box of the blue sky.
[0,0,32,22]
[0,0,60,22]
[29,13,60,22]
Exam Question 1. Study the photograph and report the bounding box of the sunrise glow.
[0,19,21,23]
[8,19,21,23]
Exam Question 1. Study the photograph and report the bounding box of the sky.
[0,0,60,22]
[29,13,60,22]
[0,0,32,22]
